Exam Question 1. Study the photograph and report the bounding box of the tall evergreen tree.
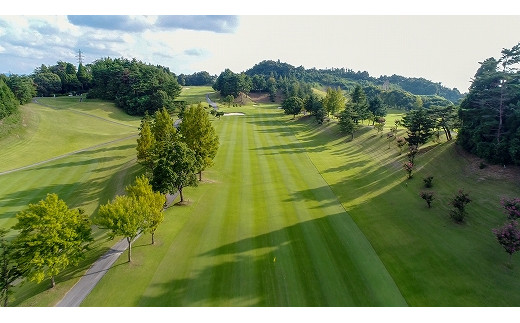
[458,42,520,165]
[401,107,436,148]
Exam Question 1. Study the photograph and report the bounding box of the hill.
[245,60,463,103]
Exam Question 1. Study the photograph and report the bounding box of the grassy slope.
[0,97,142,306]
[178,86,216,104]
[82,104,406,306]
[0,98,139,173]
[294,116,520,306]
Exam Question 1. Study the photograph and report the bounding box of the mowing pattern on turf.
[83,105,406,306]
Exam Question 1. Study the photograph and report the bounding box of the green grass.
[0,100,139,173]
[0,97,143,306]
[178,86,217,104]
[81,104,406,306]
[294,116,520,306]
[4,92,520,306]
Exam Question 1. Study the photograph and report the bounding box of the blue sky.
[2,1,520,92]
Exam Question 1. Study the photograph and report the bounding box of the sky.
[2,1,520,93]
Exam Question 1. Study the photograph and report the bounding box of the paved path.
[55,192,179,307]
[0,135,138,176]
[206,93,218,110]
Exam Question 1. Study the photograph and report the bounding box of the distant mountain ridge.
[244,60,463,103]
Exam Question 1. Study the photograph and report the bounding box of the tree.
[0,79,19,120]
[151,107,178,146]
[125,176,165,245]
[338,105,356,139]
[6,75,36,104]
[368,96,387,125]
[403,161,414,179]
[179,104,220,181]
[136,115,156,172]
[374,120,385,136]
[0,229,23,307]
[282,96,303,119]
[493,221,520,265]
[322,87,345,117]
[224,95,234,107]
[76,63,92,91]
[151,141,198,203]
[349,85,370,123]
[401,107,436,148]
[429,105,458,141]
[458,42,520,165]
[12,193,92,288]
[420,191,435,208]
[32,72,62,96]
[96,195,142,263]
[450,189,472,223]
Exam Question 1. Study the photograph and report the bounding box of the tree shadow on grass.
[136,213,405,307]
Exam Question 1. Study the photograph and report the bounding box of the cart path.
[0,134,138,176]
[56,191,179,307]
[206,93,218,110]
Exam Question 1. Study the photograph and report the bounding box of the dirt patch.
[247,91,283,104]
[175,200,192,206]
[455,145,520,182]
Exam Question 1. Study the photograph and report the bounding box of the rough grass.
[0,97,142,306]
[0,100,139,173]
[294,115,520,306]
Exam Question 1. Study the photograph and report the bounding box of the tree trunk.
[497,81,505,144]
[151,231,155,245]
[179,187,184,202]
[127,237,132,262]
[51,276,55,289]
[199,171,202,181]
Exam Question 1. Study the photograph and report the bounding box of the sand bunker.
[223,113,245,116]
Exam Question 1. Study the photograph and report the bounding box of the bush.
[492,221,520,264]
[420,191,435,208]
[450,189,471,223]
[403,161,414,179]
[501,197,520,220]
[423,176,434,188]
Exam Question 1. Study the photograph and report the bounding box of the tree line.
[458,42,520,165]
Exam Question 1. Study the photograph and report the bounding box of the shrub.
[403,161,414,179]
[492,221,520,264]
[450,189,471,223]
[501,197,520,220]
[423,176,434,188]
[420,191,435,208]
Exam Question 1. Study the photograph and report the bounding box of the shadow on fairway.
[138,213,406,307]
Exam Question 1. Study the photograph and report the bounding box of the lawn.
[0,99,139,173]
[81,103,406,306]
[0,97,143,306]
[293,115,520,306]
[178,86,217,104]
[4,89,520,307]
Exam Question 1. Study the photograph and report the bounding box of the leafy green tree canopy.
[179,103,219,181]
[12,193,92,288]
